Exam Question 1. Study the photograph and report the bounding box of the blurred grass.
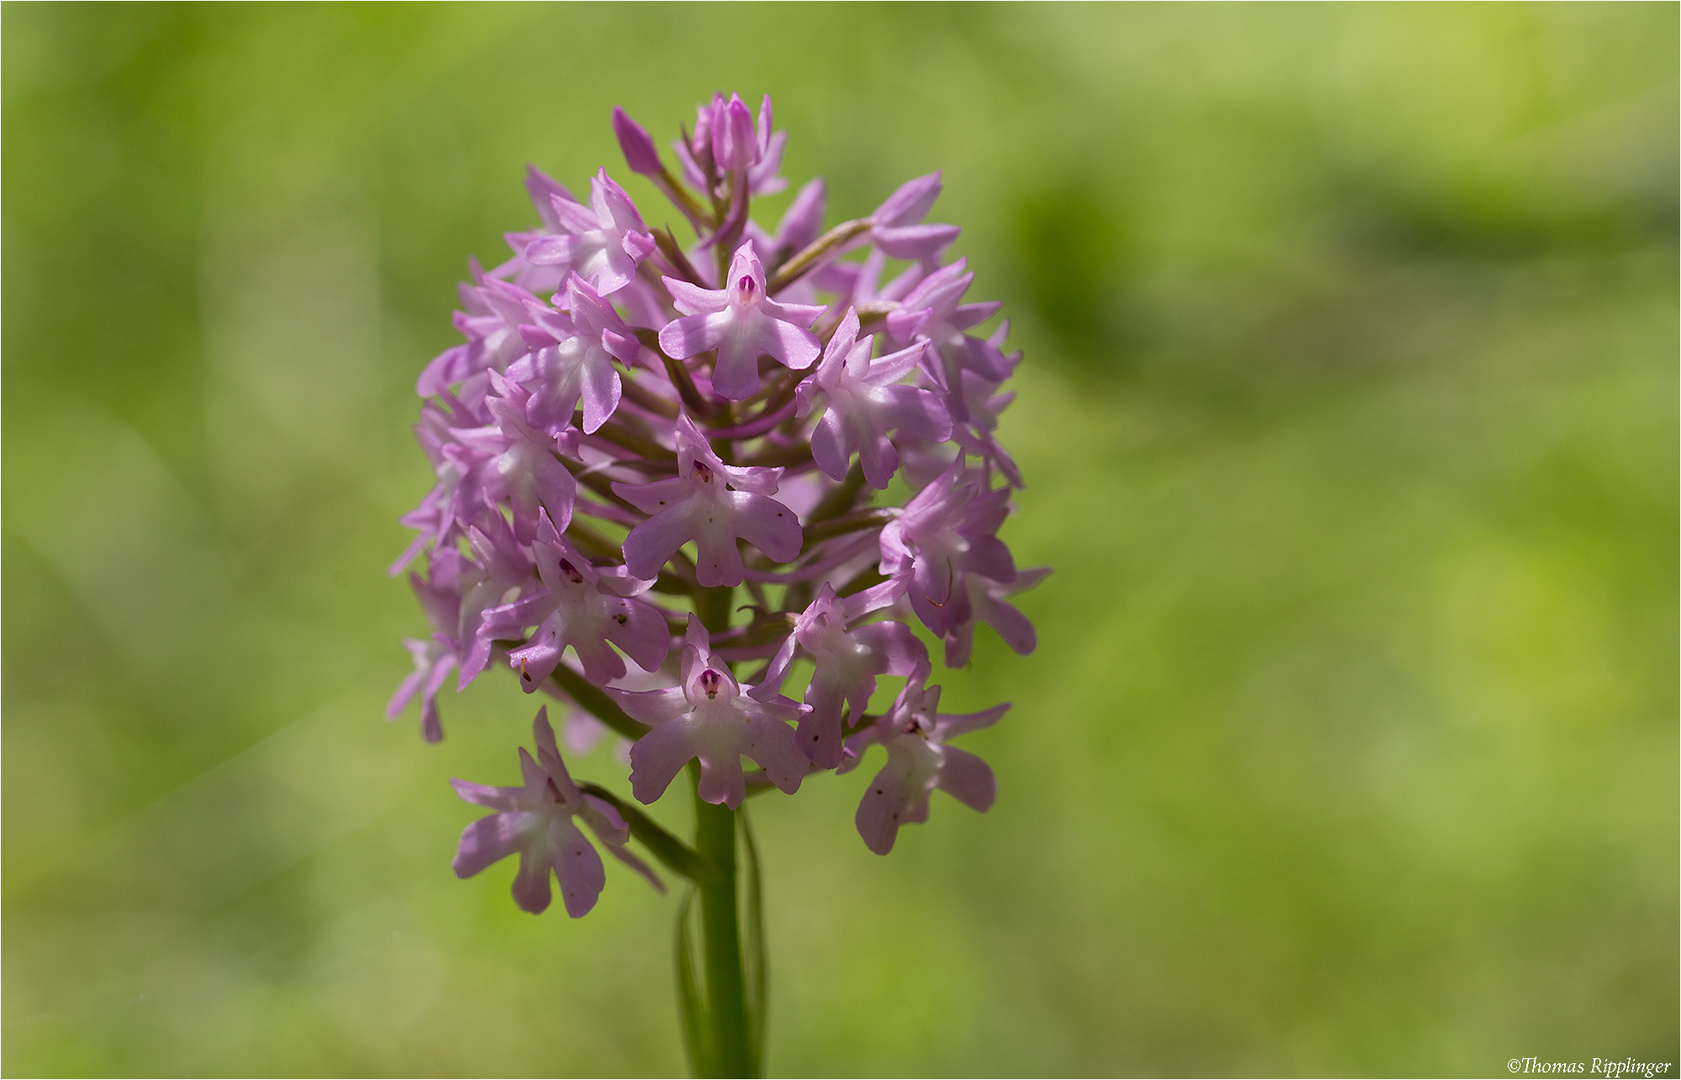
[3,4,1675,1076]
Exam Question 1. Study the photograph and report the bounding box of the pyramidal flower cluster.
[390,93,1044,919]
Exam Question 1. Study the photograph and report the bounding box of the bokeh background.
[4,4,1676,1076]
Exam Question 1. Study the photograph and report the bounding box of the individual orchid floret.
[487,166,580,295]
[419,271,540,398]
[390,632,456,743]
[387,549,472,743]
[689,95,761,250]
[658,241,825,400]
[455,502,539,686]
[886,258,1012,385]
[523,169,657,296]
[612,413,803,586]
[840,665,1007,855]
[749,581,926,769]
[389,397,474,572]
[878,459,1017,637]
[948,364,1025,489]
[479,511,670,690]
[710,93,757,175]
[939,566,1051,668]
[505,274,639,435]
[795,307,953,490]
[674,93,785,199]
[452,707,662,916]
[870,171,961,263]
[449,374,579,543]
[611,620,809,809]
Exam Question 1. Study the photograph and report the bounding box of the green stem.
[693,775,752,1077]
[694,584,735,636]
[688,582,755,1076]
[765,218,872,294]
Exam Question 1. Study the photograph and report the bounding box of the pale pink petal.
[747,634,801,703]
[690,519,747,587]
[419,696,445,744]
[611,475,690,516]
[727,492,803,564]
[884,306,932,343]
[386,667,425,719]
[715,461,784,496]
[853,620,927,677]
[526,165,574,229]
[855,749,917,855]
[709,320,768,400]
[550,817,606,918]
[453,813,522,878]
[695,750,747,808]
[591,245,639,296]
[775,177,826,251]
[741,712,808,794]
[511,846,553,914]
[607,597,671,673]
[661,277,728,316]
[570,629,629,686]
[809,412,850,482]
[509,611,568,691]
[873,171,943,226]
[659,309,730,362]
[979,591,1036,656]
[937,702,1011,739]
[449,779,519,813]
[577,354,621,434]
[873,222,960,260]
[961,534,1016,584]
[629,718,699,804]
[530,454,577,533]
[862,340,927,384]
[547,194,600,234]
[878,384,952,443]
[795,676,848,769]
[936,745,996,812]
[951,300,1003,332]
[751,311,822,369]
[524,234,577,266]
[609,685,689,726]
[621,505,701,580]
[853,413,898,491]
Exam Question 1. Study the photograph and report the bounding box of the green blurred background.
[4,4,1676,1076]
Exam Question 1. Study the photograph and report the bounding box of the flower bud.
[611,105,663,177]
[711,93,757,173]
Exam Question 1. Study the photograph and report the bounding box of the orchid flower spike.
[394,95,1044,946]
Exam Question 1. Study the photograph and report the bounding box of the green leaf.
[674,888,712,1077]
